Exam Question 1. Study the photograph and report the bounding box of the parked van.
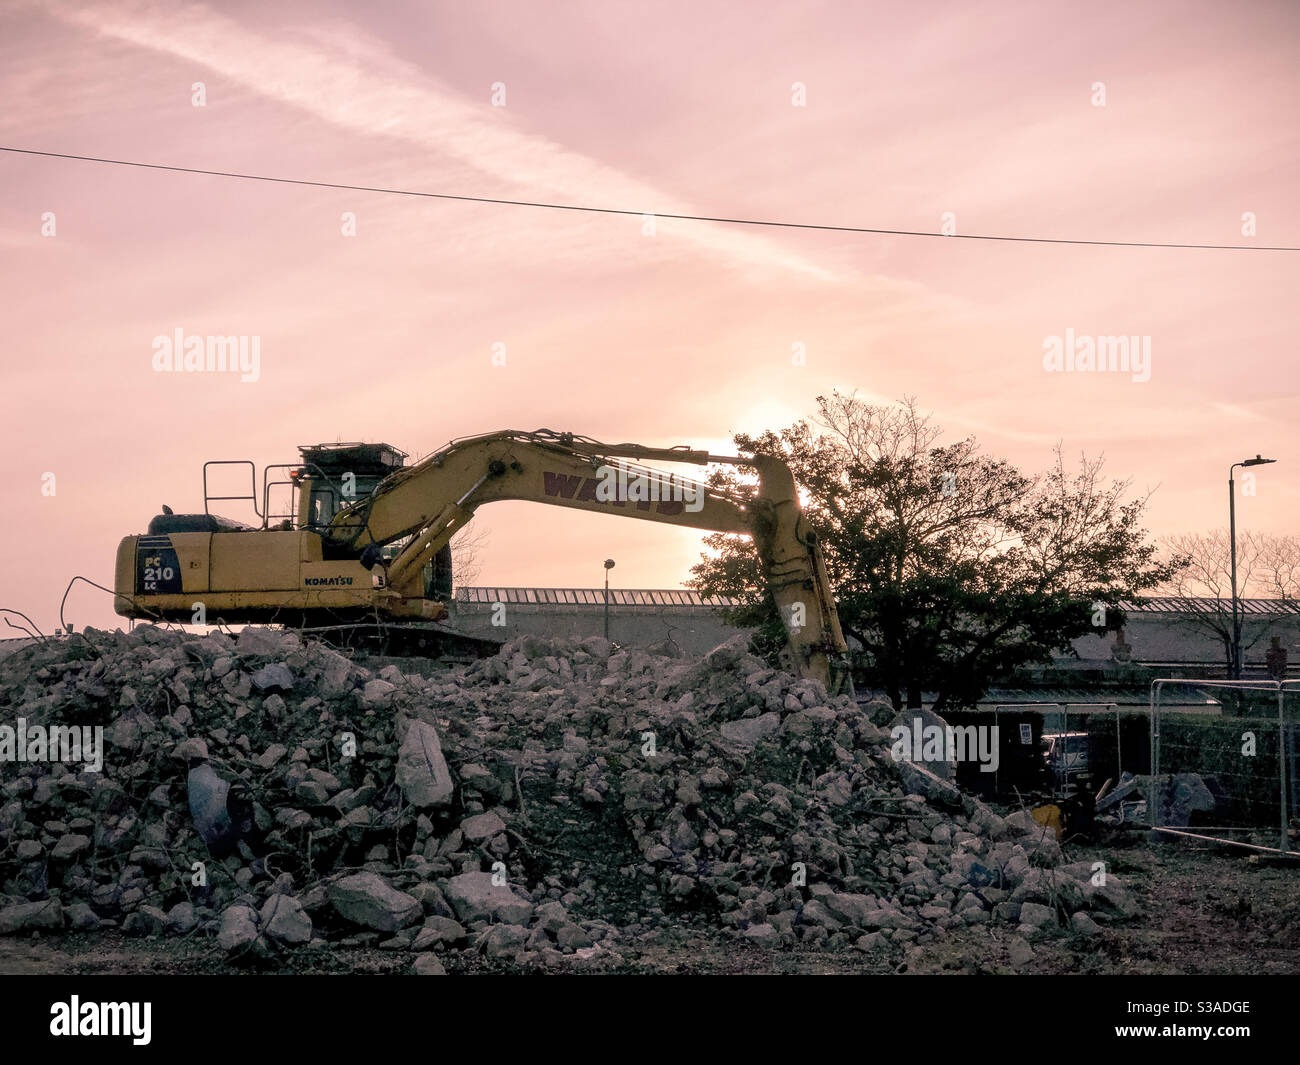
[1042,731,1090,784]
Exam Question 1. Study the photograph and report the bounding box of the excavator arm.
[327,430,849,690]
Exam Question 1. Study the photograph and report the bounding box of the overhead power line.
[2,145,1296,252]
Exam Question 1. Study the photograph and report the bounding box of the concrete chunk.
[395,720,454,807]
[461,811,506,843]
[362,679,397,710]
[50,834,92,862]
[251,664,295,693]
[719,712,781,750]
[1019,901,1056,929]
[261,894,312,944]
[329,872,422,932]
[0,899,63,935]
[217,904,260,953]
[413,954,447,975]
[444,871,535,925]
[237,627,290,656]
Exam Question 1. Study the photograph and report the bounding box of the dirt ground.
[2,837,1295,975]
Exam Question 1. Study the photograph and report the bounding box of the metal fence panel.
[1149,678,1296,855]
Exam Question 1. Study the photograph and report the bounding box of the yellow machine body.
[114,430,848,688]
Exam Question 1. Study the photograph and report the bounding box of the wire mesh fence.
[1150,678,1298,854]
[980,703,1128,801]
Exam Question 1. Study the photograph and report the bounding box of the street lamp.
[1229,455,1276,678]
[603,559,615,640]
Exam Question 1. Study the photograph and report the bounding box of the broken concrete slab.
[897,761,964,806]
[261,894,312,944]
[413,954,447,975]
[395,719,454,808]
[444,871,534,925]
[719,712,781,750]
[1019,901,1056,929]
[1070,911,1102,936]
[251,664,295,694]
[461,811,506,843]
[888,707,958,781]
[0,898,64,935]
[50,834,92,862]
[361,679,397,710]
[1164,773,1216,827]
[328,872,422,932]
[741,922,780,947]
[216,904,260,953]
[236,627,293,656]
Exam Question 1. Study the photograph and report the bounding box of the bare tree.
[1158,530,1300,672]
[450,523,490,587]
[1257,534,1300,603]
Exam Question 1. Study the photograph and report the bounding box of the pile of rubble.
[0,625,1138,969]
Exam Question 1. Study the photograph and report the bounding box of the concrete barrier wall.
[450,601,746,655]
[451,588,1300,666]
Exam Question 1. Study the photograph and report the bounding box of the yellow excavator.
[114,429,849,690]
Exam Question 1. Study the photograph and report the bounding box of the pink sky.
[3,0,1298,634]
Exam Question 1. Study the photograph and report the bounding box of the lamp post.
[1229,455,1276,678]
[603,559,615,640]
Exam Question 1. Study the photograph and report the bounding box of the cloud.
[1208,401,1265,422]
[51,0,859,283]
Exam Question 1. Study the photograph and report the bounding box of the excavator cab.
[295,442,407,531]
[294,443,453,601]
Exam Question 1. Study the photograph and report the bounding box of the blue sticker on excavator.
[137,536,182,594]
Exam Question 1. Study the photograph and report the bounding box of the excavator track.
[297,620,504,662]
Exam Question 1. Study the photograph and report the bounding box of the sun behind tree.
[689,392,1175,710]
